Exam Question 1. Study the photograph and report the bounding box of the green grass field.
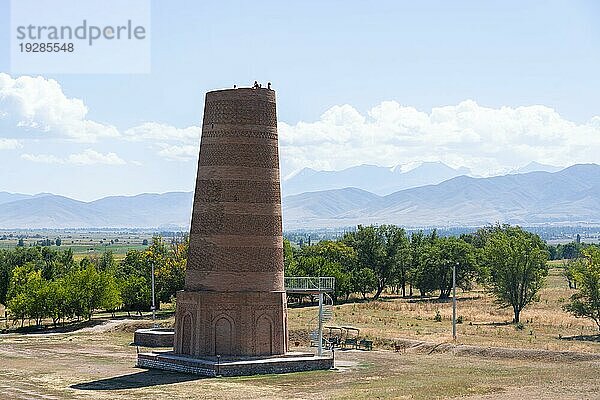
[0,229,153,261]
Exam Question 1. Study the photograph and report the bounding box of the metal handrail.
[284,276,335,292]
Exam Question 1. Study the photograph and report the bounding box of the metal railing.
[284,276,335,293]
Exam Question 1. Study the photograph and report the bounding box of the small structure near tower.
[137,85,333,376]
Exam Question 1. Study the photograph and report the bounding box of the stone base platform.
[137,351,334,377]
[134,328,175,347]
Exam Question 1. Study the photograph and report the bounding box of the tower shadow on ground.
[70,370,204,391]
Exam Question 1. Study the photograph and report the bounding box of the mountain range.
[0,163,596,229]
[0,192,194,229]
[283,164,600,229]
[282,162,471,196]
[282,161,562,196]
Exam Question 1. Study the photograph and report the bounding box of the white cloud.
[279,100,600,177]
[21,149,126,165]
[156,143,199,161]
[0,138,22,150]
[123,122,201,143]
[0,73,119,142]
[0,74,202,161]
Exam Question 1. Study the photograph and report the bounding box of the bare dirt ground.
[1,325,599,400]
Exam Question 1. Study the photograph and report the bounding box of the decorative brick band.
[202,131,278,141]
[185,270,284,292]
[195,179,281,203]
[199,202,281,216]
[187,242,284,272]
[196,167,280,182]
[199,143,279,169]
[191,234,283,248]
[190,212,282,236]
[203,100,277,126]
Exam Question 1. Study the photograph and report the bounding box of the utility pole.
[151,260,156,327]
[452,262,457,341]
[318,292,323,356]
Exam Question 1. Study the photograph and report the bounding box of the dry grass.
[1,265,600,399]
[288,267,600,353]
[1,329,599,400]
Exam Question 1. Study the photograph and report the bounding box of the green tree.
[66,265,117,320]
[45,279,70,327]
[7,266,47,326]
[118,249,149,278]
[407,231,426,297]
[0,250,10,305]
[351,267,378,299]
[434,237,478,298]
[413,240,442,297]
[155,238,187,303]
[344,225,407,300]
[483,225,548,323]
[98,250,117,272]
[563,247,600,331]
[293,255,349,302]
[120,275,151,316]
[283,239,295,274]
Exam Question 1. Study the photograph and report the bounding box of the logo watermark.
[10,0,151,74]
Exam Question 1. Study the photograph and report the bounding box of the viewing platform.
[284,277,335,294]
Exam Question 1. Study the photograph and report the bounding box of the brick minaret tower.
[173,87,288,357]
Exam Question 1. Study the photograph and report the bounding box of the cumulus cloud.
[21,149,126,165]
[279,100,600,176]
[0,73,119,142]
[5,74,599,173]
[0,138,22,150]
[123,122,201,143]
[156,143,199,161]
[0,74,202,161]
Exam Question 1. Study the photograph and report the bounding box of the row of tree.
[2,224,599,330]
[0,237,186,327]
[286,224,550,323]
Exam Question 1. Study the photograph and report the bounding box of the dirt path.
[394,337,600,361]
[77,319,143,334]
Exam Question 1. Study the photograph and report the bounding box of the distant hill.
[0,164,598,229]
[282,162,470,196]
[283,187,380,221]
[282,164,600,229]
[0,192,52,206]
[0,192,193,229]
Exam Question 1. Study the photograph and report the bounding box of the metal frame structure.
[284,276,335,356]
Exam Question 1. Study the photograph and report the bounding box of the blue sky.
[1,0,600,200]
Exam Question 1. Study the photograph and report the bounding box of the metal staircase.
[309,293,334,347]
[284,276,335,356]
